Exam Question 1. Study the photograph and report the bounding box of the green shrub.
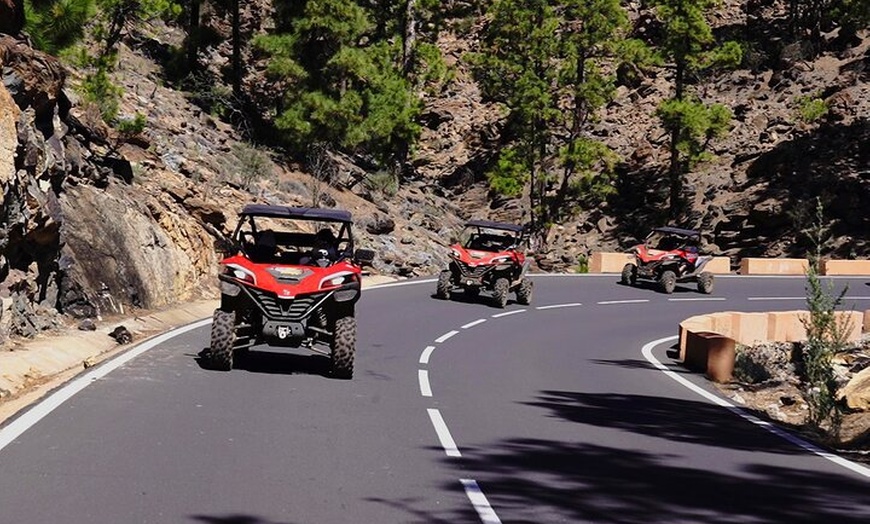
[24,0,93,54]
[796,95,829,123]
[231,144,273,191]
[364,170,398,198]
[79,67,123,123]
[574,255,589,273]
[116,113,147,136]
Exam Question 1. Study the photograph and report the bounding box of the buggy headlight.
[226,264,256,285]
[450,249,460,259]
[320,271,357,289]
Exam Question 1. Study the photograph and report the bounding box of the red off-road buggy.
[621,226,715,294]
[205,205,374,378]
[435,220,533,308]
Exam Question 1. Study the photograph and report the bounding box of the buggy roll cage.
[231,205,355,257]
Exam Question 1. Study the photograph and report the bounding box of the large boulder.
[841,367,870,412]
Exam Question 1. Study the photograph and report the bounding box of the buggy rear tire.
[621,263,637,286]
[659,270,677,294]
[493,278,510,308]
[331,316,357,379]
[435,271,452,300]
[207,309,235,371]
[697,272,714,294]
[516,278,533,305]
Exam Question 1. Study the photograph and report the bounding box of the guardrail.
[588,252,870,276]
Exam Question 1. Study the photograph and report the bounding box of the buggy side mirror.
[214,237,239,257]
[354,248,376,266]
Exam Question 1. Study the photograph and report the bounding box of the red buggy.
[205,205,374,378]
[435,220,533,308]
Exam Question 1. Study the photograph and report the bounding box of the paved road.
[1,275,870,523]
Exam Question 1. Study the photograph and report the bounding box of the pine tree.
[474,0,632,238]
[255,0,441,168]
[650,0,741,217]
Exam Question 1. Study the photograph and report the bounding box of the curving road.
[1,275,870,523]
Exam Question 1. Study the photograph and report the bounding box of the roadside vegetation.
[18,0,870,244]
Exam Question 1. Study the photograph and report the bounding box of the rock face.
[842,366,870,412]
[0,36,220,338]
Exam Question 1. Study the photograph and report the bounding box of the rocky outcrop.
[842,366,870,412]
[0,37,222,339]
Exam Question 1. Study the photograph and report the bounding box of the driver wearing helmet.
[303,228,338,267]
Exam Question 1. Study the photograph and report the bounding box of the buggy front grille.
[246,288,330,320]
[456,264,493,279]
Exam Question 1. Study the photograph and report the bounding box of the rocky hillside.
[0,1,868,342]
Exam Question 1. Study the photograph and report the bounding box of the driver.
[303,228,338,267]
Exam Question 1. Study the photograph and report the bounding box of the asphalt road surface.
[2,275,870,523]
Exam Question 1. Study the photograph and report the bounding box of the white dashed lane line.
[536,303,582,310]
[597,299,650,305]
[492,309,526,318]
[668,297,727,302]
[419,345,436,365]
[462,319,487,329]
[747,297,805,301]
[460,479,502,523]
[419,370,432,397]
[427,408,461,457]
[435,330,459,343]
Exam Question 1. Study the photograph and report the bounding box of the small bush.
[365,170,399,198]
[230,144,273,191]
[574,255,589,273]
[795,95,829,123]
[80,67,123,123]
[116,113,147,136]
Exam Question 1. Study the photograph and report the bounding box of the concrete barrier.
[589,252,731,274]
[589,252,633,273]
[683,331,736,383]
[678,310,864,372]
[739,258,808,275]
[823,260,870,276]
[703,257,732,274]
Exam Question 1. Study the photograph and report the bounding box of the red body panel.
[450,243,526,267]
[633,244,698,265]
[221,254,362,297]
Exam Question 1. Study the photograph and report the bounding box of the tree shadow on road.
[449,437,870,523]
[439,389,870,522]
[526,390,805,455]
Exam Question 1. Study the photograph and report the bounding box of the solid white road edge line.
[419,345,436,365]
[427,408,461,457]
[0,318,212,452]
[419,370,432,397]
[536,303,583,310]
[597,299,649,305]
[462,319,487,329]
[460,479,503,524]
[492,309,526,318]
[641,336,870,479]
[435,330,459,343]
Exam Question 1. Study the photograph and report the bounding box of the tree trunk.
[232,0,241,96]
[402,0,417,76]
[187,0,201,73]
